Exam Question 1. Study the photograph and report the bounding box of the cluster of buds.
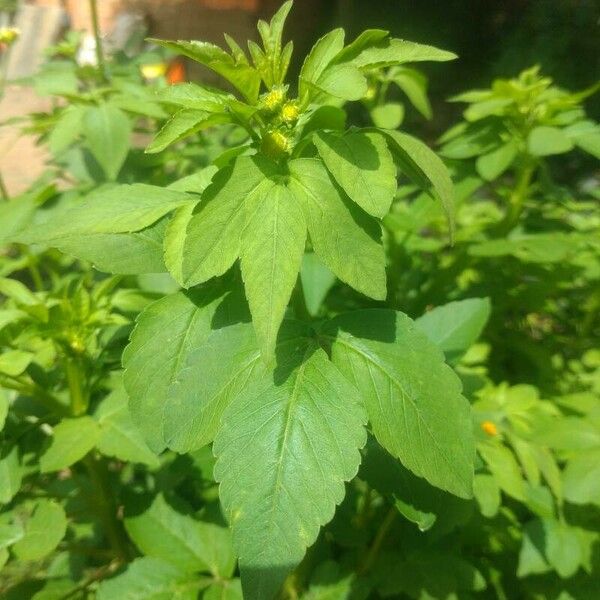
[0,26,20,51]
[258,85,302,159]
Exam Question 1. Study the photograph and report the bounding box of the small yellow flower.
[140,62,168,80]
[0,27,20,46]
[281,101,299,124]
[364,84,377,101]
[262,86,286,111]
[481,420,498,436]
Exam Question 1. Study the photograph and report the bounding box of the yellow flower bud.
[262,86,286,111]
[140,62,168,80]
[261,130,291,159]
[281,102,299,124]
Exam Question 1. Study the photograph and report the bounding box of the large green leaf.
[307,64,367,101]
[562,448,600,506]
[18,185,192,242]
[240,182,306,360]
[214,347,367,600]
[181,157,279,288]
[96,557,201,600]
[40,417,101,473]
[382,130,455,237]
[288,158,386,300]
[123,283,248,453]
[528,126,574,157]
[12,499,67,561]
[94,387,159,467]
[49,217,169,274]
[415,297,491,364]
[314,131,397,218]
[322,310,474,498]
[82,104,131,180]
[125,493,235,577]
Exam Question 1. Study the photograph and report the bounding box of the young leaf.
[347,38,457,68]
[306,64,368,101]
[94,387,159,467]
[125,493,235,577]
[382,130,455,238]
[322,310,474,498]
[314,131,397,218]
[528,126,574,156]
[415,297,491,364]
[288,158,386,300]
[0,350,33,377]
[476,139,518,181]
[82,104,131,180]
[12,500,67,561]
[214,347,367,600]
[146,110,231,154]
[478,442,526,501]
[298,29,345,100]
[182,157,280,288]
[96,557,201,600]
[150,39,261,102]
[240,183,307,360]
[40,417,101,473]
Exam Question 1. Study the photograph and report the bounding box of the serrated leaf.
[150,39,260,102]
[415,297,491,364]
[214,347,367,600]
[94,387,159,467]
[82,104,131,180]
[299,29,345,100]
[390,67,432,119]
[382,130,455,238]
[13,499,67,561]
[50,217,169,274]
[240,182,306,360]
[96,557,201,600]
[18,185,192,243]
[40,417,100,473]
[182,157,279,287]
[314,131,397,218]
[123,284,248,453]
[322,310,474,498]
[347,37,456,68]
[125,493,235,577]
[288,158,386,300]
[146,110,231,154]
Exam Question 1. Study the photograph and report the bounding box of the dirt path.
[0,85,51,197]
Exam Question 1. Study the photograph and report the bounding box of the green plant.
[1,1,599,599]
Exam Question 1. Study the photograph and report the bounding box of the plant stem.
[89,0,108,82]
[65,357,88,416]
[83,455,129,563]
[500,162,535,233]
[358,505,397,575]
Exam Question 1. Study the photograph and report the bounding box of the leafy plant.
[1,1,599,599]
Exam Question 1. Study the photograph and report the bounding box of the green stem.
[89,0,108,82]
[0,374,66,415]
[358,505,397,575]
[65,357,88,416]
[83,455,129,563]
[500,162,535,234]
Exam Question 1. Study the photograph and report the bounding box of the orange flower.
[481,420,498,436]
